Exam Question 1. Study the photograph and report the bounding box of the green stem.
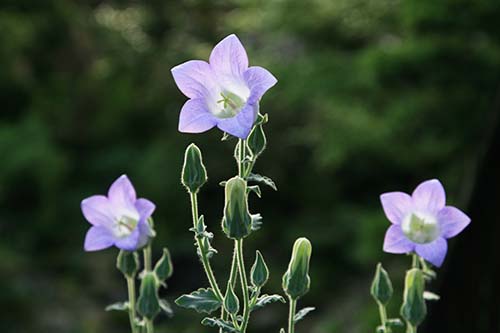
[412,253,420,269]
[238,139,245,177]
[377,302,391,333]
[288,297,297,333]
[406,324,417,333]
[143,245,152,272]
[126,276,138,333]
[146,319,154,333]
[236,239,250,332]
[189,193,223,300]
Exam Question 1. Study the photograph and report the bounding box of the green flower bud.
[137,272,161,320]
[400,268,427,326]
[116,250,139,278]
[282,238,312,300]
[370,263,393,306]
[247,125,266,157]
[181,143,207,193]
[221,176,252,239]
[223,282,240,315]
[250,250,269,288]
[154,248,174,282]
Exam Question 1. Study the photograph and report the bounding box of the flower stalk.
[126,276,139,333]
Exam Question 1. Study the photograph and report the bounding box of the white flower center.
[113,215,138,238]
[401,212,440,244]
[213,91,246,118]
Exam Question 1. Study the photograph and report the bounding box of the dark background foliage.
[1,0,499,332]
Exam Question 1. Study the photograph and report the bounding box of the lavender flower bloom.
[171,34,277,139]
[380,179,471,267]
[81,175,155,252]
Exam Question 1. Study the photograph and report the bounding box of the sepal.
[247,124,266,158]
[105,301,129,312]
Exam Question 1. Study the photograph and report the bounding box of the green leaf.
[251,214,263,231]
[294,307,315,323]
[105,301,129,312]
[159,299,174,318]
[387,318,404,327]
[252,294,286,310]
[248,173,277,191]
[201,317,239,333]
[175,288,222,314]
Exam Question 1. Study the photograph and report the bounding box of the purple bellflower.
[380,179,471,267]
[171,34,277,139]
[81,175,155,252]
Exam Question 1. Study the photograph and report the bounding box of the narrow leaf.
[201,317,239,333]
[248,173,277,191]
[105,301,129,312]
[294,307,315,323]
[159,299,174,318]
[252,294,286,310]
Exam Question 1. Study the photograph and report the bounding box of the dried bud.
[282,238,312,300]
[221,176,252,239]
[181,143,207,193]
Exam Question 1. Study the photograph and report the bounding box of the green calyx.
[137,272,161,320]
[371,263,393,306]
[282,237,312,300]
[116,250,139,278]
[400,268,427,326]
[251,250,269,288]
[181,143,208,193]
[221,176,252,240]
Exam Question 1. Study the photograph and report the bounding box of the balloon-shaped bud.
[116,250,139,278]
[223,282,240,315]
[251,250,269,287]
[181,143,207,193]
[247,125,267,158]
[154,248,174,282]
[137,272,161,320]
[370,263,393,306]
[221,176,252,239]
[400,268,427,326]
[282,238,312,300]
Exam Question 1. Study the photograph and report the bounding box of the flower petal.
[171,60,216,99]
[136,219,153,248]
[81,195,114,227]
[178,98,217,133]
[380,192,413,224]
[415,237,448,267]
[412,179,446,214]
[244,66,277,105]
[108,174,137,207]
[438,206,471,238]
[136,198,156,220]
[115,228,141,251]
[383,225,415,253]
[216,103,257,139]
[209,34,248,78]
[84,226,114,251]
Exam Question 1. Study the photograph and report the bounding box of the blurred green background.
[1,0,499,332]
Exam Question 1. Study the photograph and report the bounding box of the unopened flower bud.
[400,268,427,326]
[251,250,269,288]
[154,248,174,282]
[116,250,139,278]
[223,282,240,315]
[221,176,252,239]
[181,143,207,193]
[282,238,312,300]
[370,263,393,306]
[247,125,266,157]
[137,272,161,320]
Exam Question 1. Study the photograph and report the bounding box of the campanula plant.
[371,179,471,333]
[81,175,174,333]
[173,34,315,333]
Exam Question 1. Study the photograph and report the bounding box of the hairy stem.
[377,302,391,333]
[126,276,138,333]
[288,297,297,333]
[146,319,154,333]
[143,245,152,272]
[236,239,250,332]
[406,324,417,333]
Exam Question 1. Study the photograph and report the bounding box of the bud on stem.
[154,248,174,282]
[400,268,426,327]
[137,272,161,320]
[251,250,269,288]
[283,238,312,300]
[371,263,393,306]
[181,143,207,193]
[221,176,252,239]
[117,250,140,278]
